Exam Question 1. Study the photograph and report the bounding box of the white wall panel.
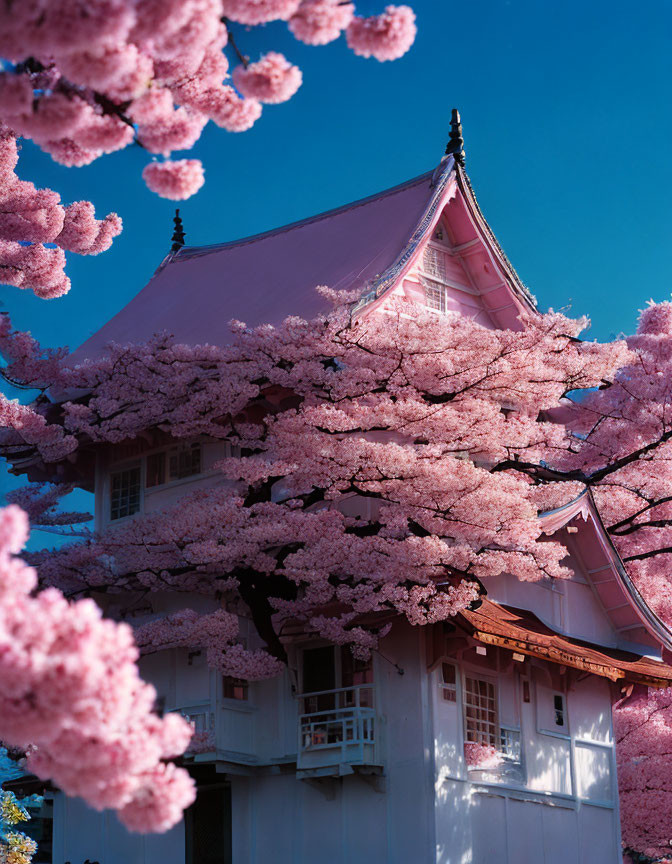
[579,804,618,864]
[506,798,545,863]
[542,804,579,864]
[470,793,507,863]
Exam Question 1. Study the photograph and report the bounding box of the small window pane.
[441,663,456,685]
[554,694,565,726]
[425,281,446,313]
[223,676,248,701]
[464,676,498,747]
[169,443,202,480]
[440,662,457,702]
[110,466,141,520]
[422,246,446,281]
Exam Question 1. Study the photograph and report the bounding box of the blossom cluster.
[0,130,121,299]
[463,742,504,770]
[0,0,416,216]
[17,303,634,671]
[0,505,195,834]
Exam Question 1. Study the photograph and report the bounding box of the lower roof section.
[458,599,672,689]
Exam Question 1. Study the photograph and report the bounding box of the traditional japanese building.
[12,112,672,864]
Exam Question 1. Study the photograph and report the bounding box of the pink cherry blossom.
[71,113,136,154]
[288,0,354,45]
[0,505,195,833]
[232,53,302,104]
[0,241,70,299]
[0,73,33,116]
[464,742,504,770]
[203,86,262,132]
[221,0,301,25]
[637,299,672,336]
[142,159,205,200]
[4,483,91,529]
[42,138,103,167]
[137,107,208,155]
[55,202,123,255]
[0,313,68,389]
[346,5,417,61]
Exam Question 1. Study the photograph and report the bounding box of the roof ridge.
[171,168,436,261]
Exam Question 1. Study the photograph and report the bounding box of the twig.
[221,17,249,67]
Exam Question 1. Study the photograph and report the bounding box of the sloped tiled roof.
[72,164,454,362]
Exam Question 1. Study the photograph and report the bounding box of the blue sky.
[2,0,672,511]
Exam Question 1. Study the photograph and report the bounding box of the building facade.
[22,119,672,864]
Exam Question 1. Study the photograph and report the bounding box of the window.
[422,245,447,281]
[110,465,141,520]
[440,662,457,702]
[425,280,447,313]
[342,646,373,708]
[554,693,565,727]
[499,727,522,762]
[145,442,202,489]
[169,442,202,480]
[464,675,498,747]
[222,676,248,701]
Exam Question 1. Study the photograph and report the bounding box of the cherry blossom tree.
[0,1,416,299]
[6,263,672,847]
[0,300,631,673]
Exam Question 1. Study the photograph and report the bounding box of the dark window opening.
[22,796,53,863]
[302,646,336,713]
[440,662,457,702]
[554,694,565,726]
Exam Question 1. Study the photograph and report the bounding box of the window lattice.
[464,676,498,747]
[169,443,202,480]
[500,726,521,762]
[110,466,141,520]
[425,281,447,313]
[422,246,447,281]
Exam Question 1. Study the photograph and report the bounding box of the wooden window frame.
[109,462,142,522]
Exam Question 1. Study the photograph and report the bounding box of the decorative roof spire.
[171,208,186,252]
[445,108,465,166]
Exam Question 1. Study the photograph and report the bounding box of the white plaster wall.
[484,568,619,650]
[53,793,184,864]
[229,622,436,864]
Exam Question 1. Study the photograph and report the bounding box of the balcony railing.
[172,702,216,755]
[171,699,255,760]
[297,685,377,771]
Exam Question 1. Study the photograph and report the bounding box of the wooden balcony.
[296,685,378,776]
[172,698,256,767]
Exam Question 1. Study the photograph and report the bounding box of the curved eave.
[352,157,538,324]
[540,489,672,654]
[453,163,537,315]
[350,156,459,318]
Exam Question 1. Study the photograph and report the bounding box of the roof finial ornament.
[171,208,186,252]
[445,108,465,166]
